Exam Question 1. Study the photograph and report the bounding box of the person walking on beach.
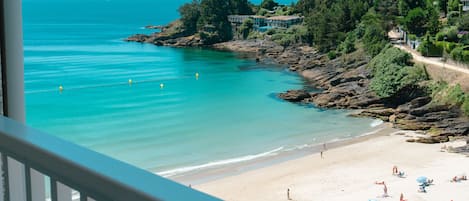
[400,193,407,201]
[320,151,323,159]
[383,184,388,197]
[287,188,292,200]
[392,166,398,175]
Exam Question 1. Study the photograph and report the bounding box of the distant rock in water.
[278,90,311,102]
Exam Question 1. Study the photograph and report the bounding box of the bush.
[432,83,465,105]
[432,82,469,117]
[447,11,460,26]
[338,32,356,54]
[368,46,412,75]
[450,46,469,63]
[265,28,277,35]
[435,41,461,53]
[435,32,445,41]
[418,40,443,57]
[462,95,469,116]
[369,47,428,98]
[327,51,337,60]
[408,34,417,41]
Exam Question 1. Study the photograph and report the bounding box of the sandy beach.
[196,126,469,201]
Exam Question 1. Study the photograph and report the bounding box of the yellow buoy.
[59,85,64,92]
[128,79,133,85]
[160,83,164,89]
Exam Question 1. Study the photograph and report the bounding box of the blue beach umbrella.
[416,176,427,183]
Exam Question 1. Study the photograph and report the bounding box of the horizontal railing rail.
[0,116,221,201]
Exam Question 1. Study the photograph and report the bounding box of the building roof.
[267,16,302,21]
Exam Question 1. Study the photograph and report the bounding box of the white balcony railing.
[0,115,221,201]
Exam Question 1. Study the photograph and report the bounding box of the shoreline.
[195,128,469,201]
[165,122,393,186]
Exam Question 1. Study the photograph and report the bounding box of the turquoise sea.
[23,0,379,177]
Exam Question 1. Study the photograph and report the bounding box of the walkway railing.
[0,116,220,201]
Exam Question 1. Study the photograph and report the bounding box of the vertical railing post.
[7,157,26,201]
[2,0,46,200]
[30,169,45,201]
[51,179,72,201]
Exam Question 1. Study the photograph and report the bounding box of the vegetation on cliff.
[369,46,429,101]
[178,0,253,44]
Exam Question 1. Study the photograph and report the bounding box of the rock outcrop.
[278,90,311,103]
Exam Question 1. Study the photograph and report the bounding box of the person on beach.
[375,181,385,185]
[392,166,398,175]
[320,151,323,159]
[400,193,407,201]
[323,143,327,150]
[287,188,292,200]
[383,184,388,197]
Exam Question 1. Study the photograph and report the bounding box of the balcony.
[0,0,220,200]
[0,116,221,201]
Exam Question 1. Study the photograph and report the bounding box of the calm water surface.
[23,0,378,176]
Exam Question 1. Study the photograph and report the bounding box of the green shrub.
[450,46,469,63]
[462,95,469,116]
[368,46,412,75]
[369,47,428,98]
[408,34,417,41]
[432,82,466,105]
[447,84,466,105]
[418,40,443,57]
[265,28,277,35]
[447,11,460,25]
[327,51,337,60]
[432,82,469,117]
[435,32,445,41]
[338,32,356,54]
[435,41,461,53]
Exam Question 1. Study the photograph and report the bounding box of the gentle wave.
[156,147,284,177]
[156,124,388,177]
[370,119,384,127]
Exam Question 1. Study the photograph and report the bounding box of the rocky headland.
[126,32,469,144]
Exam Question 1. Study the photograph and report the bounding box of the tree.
[260,0,278,11]
[229,0,253,15]
[459,14,469,31]
[374,0,399,29]
[198,0,233,43]
[359,9,388,56]
[403,7,427,36]
[398,0,426,15]
[294,0,316,14]
[425,1,441,34]
[437,0,448,15]
[178,0,200,34]
[239,18,254,39]
[447,0,460,12]
[306,1,341,52]
[369,47,427,99]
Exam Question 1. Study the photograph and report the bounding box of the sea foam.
[157,147,284,177]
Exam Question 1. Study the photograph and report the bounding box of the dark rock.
[415,136,449,144]
[416,111,459,122]
[125,34,149,43]
[278,90,311,102]
[410,104,449,117]
[397,97,432,113]
[394,119,432,130]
